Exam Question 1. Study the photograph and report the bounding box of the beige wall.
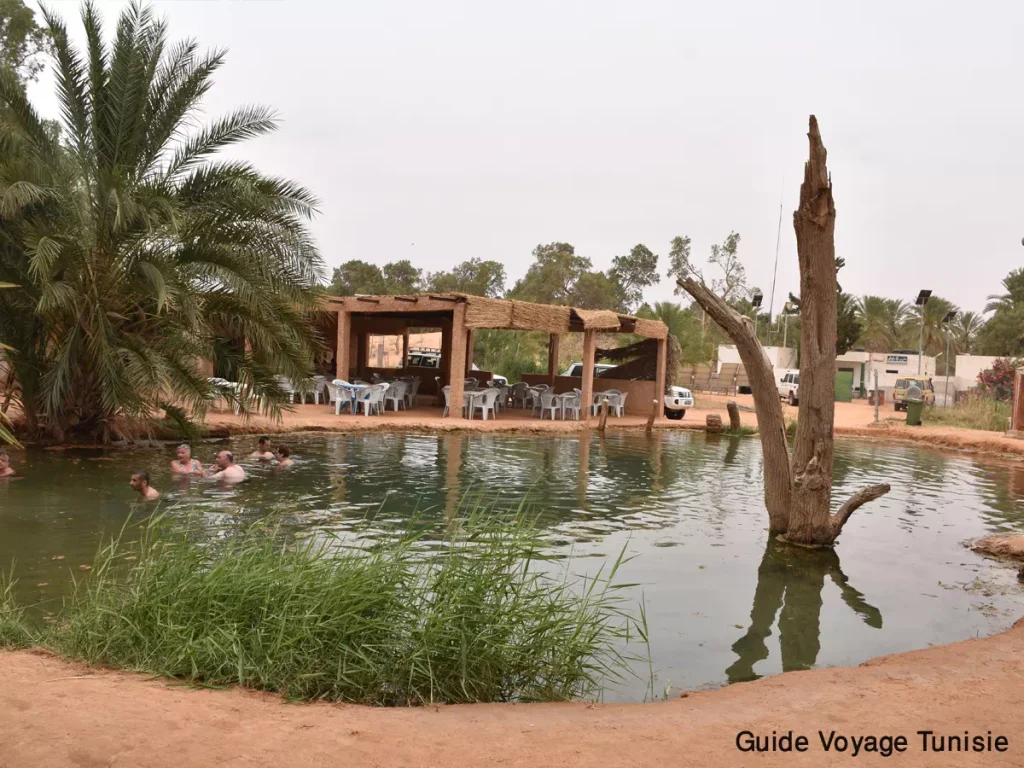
[521,374,657,415]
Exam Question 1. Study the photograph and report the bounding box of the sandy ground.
[197,395,1024,460]
[2,618,1024,767]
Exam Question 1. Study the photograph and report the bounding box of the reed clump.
[6,508,641,705]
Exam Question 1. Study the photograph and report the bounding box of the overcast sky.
[29,0,1024,316]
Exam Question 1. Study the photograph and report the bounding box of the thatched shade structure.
[324,293,670,420]
[597,336,680,389]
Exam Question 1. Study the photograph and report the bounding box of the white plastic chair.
[327,379,355,414]
[473,388,501,421]
[510,382,530,408]
[607,390,628,417]
[538,389,559,420]
[441,385,458,417]
[358,383,389,416]
[464,378,479,390]
[275,375,298,404]
[562,389,582,420]
[385,380,408,411]
[402,376,421,407]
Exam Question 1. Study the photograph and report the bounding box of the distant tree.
[707,232,747,302]
[901,296,958,357]
[0,0,50,83]
[950,310,983,354]
[426,258,506,297]
[978,305,1024,356]
[328,261,386,296]
[639,302,711,363]
[382,260,422,294]
[571,270,621,310]
[984,268,1024,313]
[608,244,659,312]
[855,296,909,351]
[510,243,591,305]
[836,292,862,356]
[666,235,693,296]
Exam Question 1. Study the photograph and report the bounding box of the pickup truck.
[778,370,800,405]
[563,362,616,378]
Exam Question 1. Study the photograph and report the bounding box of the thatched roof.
[324,293,668,339]
[596,336,680,389]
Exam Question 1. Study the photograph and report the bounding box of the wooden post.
[580,330,597,425]
[356,332,367,380]
[598,399,609,432]
[447,304,467,419]
[465,329,475,375]
[653,336,667,421]
[335,310,351,382]
[547,334,561,386]
[1011,370,1024,434]
[402,327,410,370]
[439,318,452,405]
[727,400,741,431]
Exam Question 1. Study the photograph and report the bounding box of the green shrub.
[34,509,641,705]
[922,396,1011,432]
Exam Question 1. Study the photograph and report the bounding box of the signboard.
[886,354,909,365]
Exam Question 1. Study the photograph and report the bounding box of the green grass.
[922,397,1011,432]
[0,509,642,705]
[0,572,33,649]
[722,425,757,437]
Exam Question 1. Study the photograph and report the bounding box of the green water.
[2,432,1023,701]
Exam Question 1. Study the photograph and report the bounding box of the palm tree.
[854,295,908,351]
[0,2,324,441]
[984,268,1024,314]
[951,311,983,354]
[901,296,958,358]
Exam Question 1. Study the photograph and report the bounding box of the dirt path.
[3,619,1024,767]
[192,396,1024,461]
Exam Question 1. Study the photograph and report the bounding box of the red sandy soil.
[3,619,1024,767]
[196,395,1024,461]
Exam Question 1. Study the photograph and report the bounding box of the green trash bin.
[905,399,924,426]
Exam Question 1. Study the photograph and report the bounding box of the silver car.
[663,386,694,419]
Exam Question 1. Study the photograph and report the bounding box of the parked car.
[778,370,800,405]
[892,376,934,411]
[663,386,694,420]
[563,362,616,378]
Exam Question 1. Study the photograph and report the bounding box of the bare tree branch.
[676,276,792,533]
[831,483,891,538]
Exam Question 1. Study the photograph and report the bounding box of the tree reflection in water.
[726,537,882,683]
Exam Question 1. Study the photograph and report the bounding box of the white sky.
[28,0,1024,317]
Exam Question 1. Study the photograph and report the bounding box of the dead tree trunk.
[785,116,841,546]
[676,277,792,533]
[677,116,889,546]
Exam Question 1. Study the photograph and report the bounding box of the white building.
[717,344,797,372]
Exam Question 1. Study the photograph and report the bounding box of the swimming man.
[210,450,246,483]
[129,470,160,500]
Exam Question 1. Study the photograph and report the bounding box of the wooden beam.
[395,296,419,303]
[580,330,597,425]
[447,303,467,419]
[335,310,351,382]
[547,334,561,386]
[402,328,410,370]
[465,329,475,375]
[654,336,667,420]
